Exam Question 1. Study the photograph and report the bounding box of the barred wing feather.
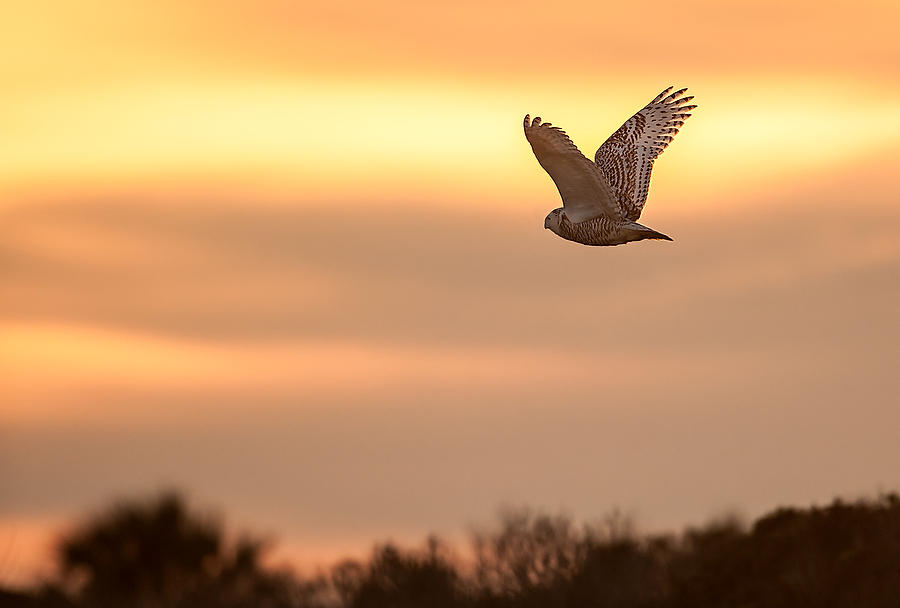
[524,115,622,223]
[594,87,696,221]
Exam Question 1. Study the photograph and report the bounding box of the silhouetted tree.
[339,537,463,608]
[667,496,900,608]
[331,559,367,606]
[568,536,671,608]
[5,491,900,608]
[471,509,588,608]
[56,492,305,608]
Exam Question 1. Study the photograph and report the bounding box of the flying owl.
[524,86,696,246]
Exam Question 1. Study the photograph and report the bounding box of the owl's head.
[544,208,563,233]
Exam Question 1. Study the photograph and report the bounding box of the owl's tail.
[625,222,673,242]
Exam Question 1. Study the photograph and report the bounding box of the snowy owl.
[524,86,696,246]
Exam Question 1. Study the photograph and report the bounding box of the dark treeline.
[4,492,900,607]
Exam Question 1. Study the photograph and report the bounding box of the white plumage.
[525,86,697,246]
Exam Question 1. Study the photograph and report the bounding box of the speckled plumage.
[524,86,696,246]
[554,214,621,246]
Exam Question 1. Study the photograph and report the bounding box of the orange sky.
[2,0,900,588]
[4,0,900,203]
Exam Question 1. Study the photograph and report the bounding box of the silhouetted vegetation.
[4,492,900,607]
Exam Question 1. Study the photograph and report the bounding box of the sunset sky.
[2,0,900,586]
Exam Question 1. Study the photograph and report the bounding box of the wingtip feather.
[653,86,674,103]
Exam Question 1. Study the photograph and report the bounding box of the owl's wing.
[594,86,696,221]
[524,115,622,223]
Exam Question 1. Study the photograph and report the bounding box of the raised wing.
[524,115,622,223]
[594,86,696,221]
